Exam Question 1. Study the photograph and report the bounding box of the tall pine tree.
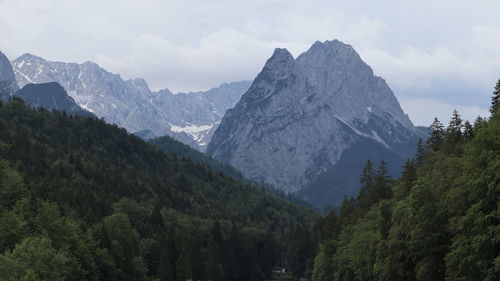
[428,118,444,151]
[490,78,500,116]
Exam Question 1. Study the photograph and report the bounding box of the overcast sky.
[1,0,499,125]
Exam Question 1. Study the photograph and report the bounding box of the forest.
[310,80,499,281]
[0,79,498,281]
[0,98,318,281]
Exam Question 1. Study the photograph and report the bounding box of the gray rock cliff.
[0,51,19,97]
[207,40,418,207]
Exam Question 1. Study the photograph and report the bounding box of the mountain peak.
[14,82,94,117]
[14,53,47,65]
[208,39,418,203]
[270,48,294,60]
[266,48,295,66]
[297,39,360,68]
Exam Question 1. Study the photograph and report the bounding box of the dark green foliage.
[149,134,245,181]
[150,134,313,209]
[490,78,500,116]
[415,138,426,166]
[428,117,445,151]
[311,85,500,281]
[0,99,318,281]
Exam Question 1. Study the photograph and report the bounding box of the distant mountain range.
[3,40,422,210]
[11,53,250,150]
[207,40,420,209]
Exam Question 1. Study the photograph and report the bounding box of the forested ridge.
[0,98,318,281]
[311,81,500,281]
[149,135,313,209]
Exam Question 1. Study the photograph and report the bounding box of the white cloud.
[0,0,498,121]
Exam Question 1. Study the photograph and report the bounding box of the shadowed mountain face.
[207,40,419,209]
[14,82,95,117]
[0,51,19,97]
[11,53,250,150]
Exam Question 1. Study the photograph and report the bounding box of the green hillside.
[0,99,318,281]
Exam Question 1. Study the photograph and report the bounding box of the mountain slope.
[0,51,19,97]
[13,82,94,117]
[11,53,251,150]
[207,40,419,209]
[0,99,317,281]
[149,134,245,181]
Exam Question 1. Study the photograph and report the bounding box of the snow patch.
[79,102,94,113]
[334,115,389,149]
[370,130,389,149]
[169,122,214,145]
[14,69,34,84]
[169,123,213,134]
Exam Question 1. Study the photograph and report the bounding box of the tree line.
[310,80,500,281]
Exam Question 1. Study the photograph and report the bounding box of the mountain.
[0,51,19,98]
[12,53,172,137]
[155,81,252,149]
[13,82,94,117]
[207,40,419,209]
[0,98,318,281]
[11,53,251,150]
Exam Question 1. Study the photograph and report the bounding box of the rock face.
[0,51,19,97]
[154,81,252,148]
[207,40,418,208]
[12,53,251,150]
[14,82,94,117]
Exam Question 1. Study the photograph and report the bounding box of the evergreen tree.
[446,110,463,143]
[373,160,391,201]
[428,118,444,151]
[400,159,417,195]
[462,120,474,142]
[157,232,177,281]
[206,237,225,281]
[490,78,500,116]
[358,160,375,209]
[415,138,426,167]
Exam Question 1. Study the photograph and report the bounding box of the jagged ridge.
[207,40,419,209]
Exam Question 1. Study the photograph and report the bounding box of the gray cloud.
[1,0,498,125]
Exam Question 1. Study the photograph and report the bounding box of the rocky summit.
[0,51,19,97]
[207,40,419,208]
[11,53,250,150]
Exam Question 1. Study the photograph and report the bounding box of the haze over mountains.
[12,53,251,151]
[207,40,419,209]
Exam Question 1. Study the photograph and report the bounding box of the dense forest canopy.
[0,98,318,281]
[310,80,500,281]
[0,78,498,281]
